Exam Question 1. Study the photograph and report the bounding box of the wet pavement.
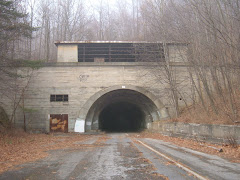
[0,133,239,180]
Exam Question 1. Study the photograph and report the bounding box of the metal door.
[50,114,68,133]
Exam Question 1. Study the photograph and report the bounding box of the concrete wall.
[150,121,240,144]
[168,44,188,62]
[7,62,193,132]
[57,44,78,62]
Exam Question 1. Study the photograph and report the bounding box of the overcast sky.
[86,0,118,6]
[85,0,118,10]
[84,0,130,18]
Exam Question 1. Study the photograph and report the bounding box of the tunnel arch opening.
[78,85,169,132]
[99,101,145,132]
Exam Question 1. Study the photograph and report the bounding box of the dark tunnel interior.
[99,101,145,132]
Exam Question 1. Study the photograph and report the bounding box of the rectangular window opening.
[63,95,68,102]
[50,94,68,102]
[78,43,165,62]
[50,95,56,102]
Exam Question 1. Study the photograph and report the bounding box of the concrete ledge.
[42,62,189,67]
[150,121,240,144]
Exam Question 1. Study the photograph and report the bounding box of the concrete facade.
[9,62,192,133]
[57,44,78,62]
[168,44,188,62]
[2,42,194,133]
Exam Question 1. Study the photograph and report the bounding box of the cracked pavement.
[0,133,239,180]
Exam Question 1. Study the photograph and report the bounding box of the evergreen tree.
[0,0,33,62]
[0,0,35,123]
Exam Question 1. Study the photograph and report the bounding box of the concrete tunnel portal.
[82,87,168,132]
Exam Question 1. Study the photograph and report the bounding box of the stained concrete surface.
[0,133,239,180]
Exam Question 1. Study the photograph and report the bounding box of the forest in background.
[0,0,240,127]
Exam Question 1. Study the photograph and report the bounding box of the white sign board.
[74,119,85,133]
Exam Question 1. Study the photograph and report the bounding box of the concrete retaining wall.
[150,121,240,144]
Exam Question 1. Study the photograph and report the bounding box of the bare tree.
[140,0,240,122]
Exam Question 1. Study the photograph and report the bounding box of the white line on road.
[137,140,209,180]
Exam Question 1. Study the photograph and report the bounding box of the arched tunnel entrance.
[82,87,169,133]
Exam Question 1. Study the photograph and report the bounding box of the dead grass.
[0,129,92,174]
[131,132,240,163]
[170,90,240,125]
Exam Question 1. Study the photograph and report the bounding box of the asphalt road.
[0,133,239,180]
